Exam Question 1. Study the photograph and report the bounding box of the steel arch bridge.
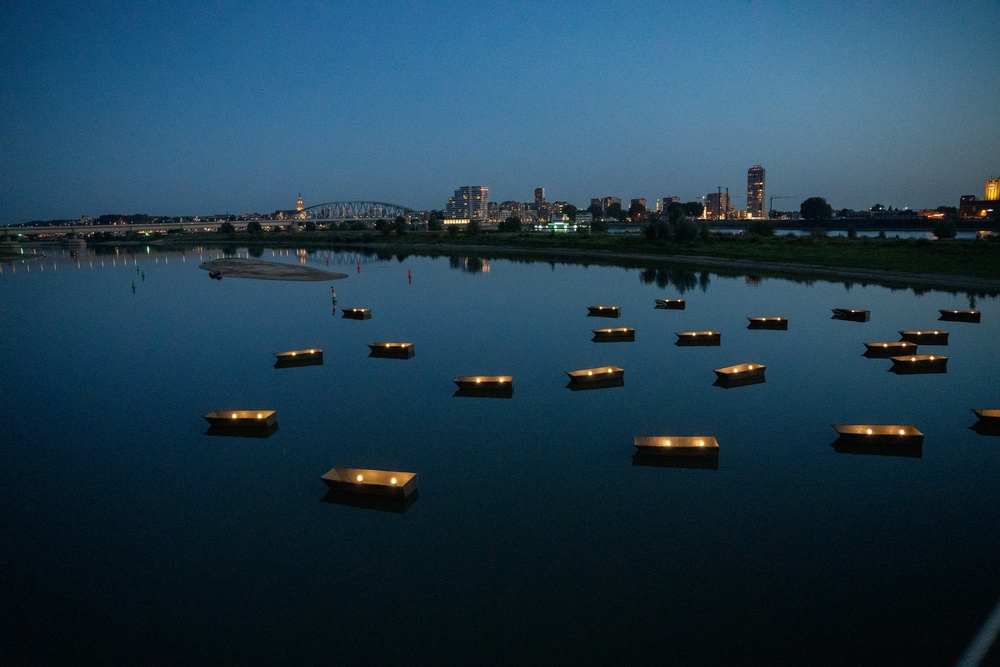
[299,201,414,222]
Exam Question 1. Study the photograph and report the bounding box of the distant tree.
[801,197,833,221]
[246,220,263,235]
[466,219,481,236]
[393,216,408,236]
[304,221,317,232]
[838,208,852,218]
[870,203,885,212]
[498,216,522,232]
[644,219,669,241]
[674,218,699,243]
[748,219,775,237]
[627,201,647,220]
[375,218,390,235]
[682,201,704,218]
[587,203,603,219]
[562,204,577,221]
[607,202,626,221]
[447,224,459,237]
[847,224,857,239]
[591,218,609,233]
[219,221,235,235]
[932,219,957,239]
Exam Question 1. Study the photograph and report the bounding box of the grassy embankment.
[159,230,1000,280]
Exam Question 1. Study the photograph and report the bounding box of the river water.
[2,245,999,665]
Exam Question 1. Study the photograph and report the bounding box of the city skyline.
[2,1,998,225]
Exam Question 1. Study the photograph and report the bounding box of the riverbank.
[150,230,1000,293]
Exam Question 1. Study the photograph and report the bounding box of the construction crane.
[769,195,796,217]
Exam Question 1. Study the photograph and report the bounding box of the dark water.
[3,246,999,665]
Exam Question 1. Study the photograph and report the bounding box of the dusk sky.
[2,1,998,224]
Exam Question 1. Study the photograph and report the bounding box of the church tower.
[296,193,304,211]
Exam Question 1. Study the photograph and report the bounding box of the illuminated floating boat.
[342,307,372,320]
[203,409,277,428]
[587,305,621,318]
[633,436,719,457]
[939,309,980,323]
[747,317,788,330]
[832,423,924,446]
[454,375,512,389]
[832,308,870,322]
[714,363,765,381]
[972,408,1000,424]
[566,366,625,390]
[592,327,635,342]
[655,299,686,310]
[713,363,766,388]
[321,467,418,499]
[970,409,1000,436]
[273,348,323,368]
[863,341,917,358]
[898,330,949,345]
[889,354,948,374]
[368,342,415,359]
[675,330,721,346]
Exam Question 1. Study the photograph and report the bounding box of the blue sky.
[2,1,998,223]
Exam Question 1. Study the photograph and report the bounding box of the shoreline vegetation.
[6,228,999,293]
[162,229,1000,293]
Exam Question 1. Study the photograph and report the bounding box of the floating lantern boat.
[832,424,924,446]
[714,363,765,381]
[832,308,870,322]
[889,354,948,374]
[587,305,621,318]
[633,436,719,457]
[675,330,721,346]
[273,348,323,368]
[368,342,415,359]
[655,299,686,310]
[898,330,949,345]
[204,409,277,428]
[939,309,980,323]
[320,467,418,499]
[592,327,635,342]
[341,307,372,320]
[970,409,1000,436]
[453,375,513,398]
[713,363,766,388]
[747,317,788,330]
[566,366,624,390]
[863,341,917,358]
[972,409,1000,424]
[454,375,512,389]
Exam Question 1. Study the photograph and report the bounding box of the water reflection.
[320,488,420,514]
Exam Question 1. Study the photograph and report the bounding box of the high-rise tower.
[445,185,490,220]
[986,178,999,201]
[296,193,304,211]
[747,166,765,219]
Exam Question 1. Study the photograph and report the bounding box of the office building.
[446,185,489,221]
[747,165,765,219]
[705,192,731,220]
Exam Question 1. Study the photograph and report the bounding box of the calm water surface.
[3,246,999,665]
